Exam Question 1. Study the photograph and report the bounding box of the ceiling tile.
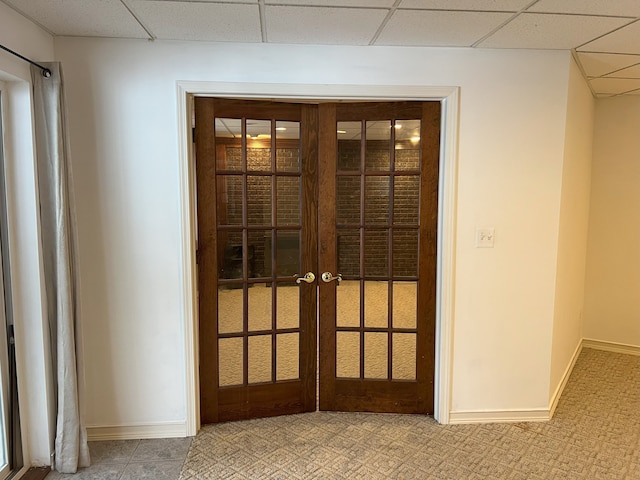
[265,0,394,6]
[577,52,640,77]
[590,77,640,94]
[376,10,512,46]
[265,6,388,45]
[3,0,149,38]
[578,20,640,54]
[128,1,262,42]
[479,13,629,49]
[527,0,640,17]
[605,63,640,78]
[399,0,530,11]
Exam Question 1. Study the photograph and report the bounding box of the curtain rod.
[0,44,51,77]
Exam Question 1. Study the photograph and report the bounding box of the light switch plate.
[475,227,495,248]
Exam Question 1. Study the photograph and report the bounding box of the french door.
[318,102,439,414]
[195,98,440,423]
[195,99,318,423]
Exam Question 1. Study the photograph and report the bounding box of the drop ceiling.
[3,0,640,97]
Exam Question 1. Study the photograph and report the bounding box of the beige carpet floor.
[180,348,640,479]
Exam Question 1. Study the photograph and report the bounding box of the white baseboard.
[86,421,188,441]
[448,409,549,424]
[548,340,583,418]
[582,338,640,356]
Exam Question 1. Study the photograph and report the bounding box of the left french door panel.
[195,98,318,423]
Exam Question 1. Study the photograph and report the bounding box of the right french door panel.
[318,102,440,414]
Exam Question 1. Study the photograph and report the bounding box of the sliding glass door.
[0,83,22,479]
[0,238,10,479]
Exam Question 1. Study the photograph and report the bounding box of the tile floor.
[45,437,192,480]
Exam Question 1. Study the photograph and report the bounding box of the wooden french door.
[195,98,440,423]
[318,102,440,414]
[195,98,318,423]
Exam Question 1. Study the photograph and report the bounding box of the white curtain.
[31,63,90,474]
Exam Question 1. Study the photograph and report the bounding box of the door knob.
[295,272,316,284]
[321,272,342,284]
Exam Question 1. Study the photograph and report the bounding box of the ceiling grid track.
[470,0,541,48]
[368,0,402,46]
[120,0,156,40]
[575,17,640,51]
[258,0,268,43]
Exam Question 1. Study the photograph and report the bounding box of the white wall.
[53,37,573,430]
[548,58,594,405]
[583,96,640,348]
[0,1,55,466]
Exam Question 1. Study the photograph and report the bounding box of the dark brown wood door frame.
[195,98,318,423]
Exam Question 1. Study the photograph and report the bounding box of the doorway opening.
[195,98,440,423]
[177,83,459,433]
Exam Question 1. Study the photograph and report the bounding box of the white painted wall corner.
[548,340,582,418]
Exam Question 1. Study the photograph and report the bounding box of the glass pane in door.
[336,332,360,378]
[337,230,360,277]
[248,285,272,332]
[215,118,241,169]
[276,333,299,380]
[276,230,300,277]
[392,333,416,380]
[216,175,242,226]
[364,229,388,277]
[337,122,361,170]
[393,230,418,277]
[365,120,391,171]
[247,120,272,171]
[247,176,272,226]
[276,176,300,227]
[364,281,387,328]
[248,335,272,383]
[336,176,360,225]
[364,176,389,225]
[336,281,360,328]
[218,288,243,334]
[276,121,300,172]
[218,338,243,387]
[393,175,419,224]
[276,285,299,329]
[394,119,421,171]
[364,332,387,379]
[392,281,417,329]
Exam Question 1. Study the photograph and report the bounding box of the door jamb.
[177,82,460,435]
